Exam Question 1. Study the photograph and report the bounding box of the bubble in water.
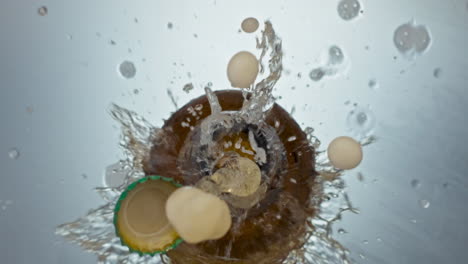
[368,78,379,90]
[8,148,20,160]
[119,61,136,79]
[337,0,361,21]
[419,199,430,209]
[38,6,48,16]
[167,22,173,29]
[309,68,326,81]
[433,67,442,78]
[393,21,431,57]
[104,162,129,188]
[411,179,421,188]
[328,45,345,65]
[183,83,194,93]
[346,105,376,137]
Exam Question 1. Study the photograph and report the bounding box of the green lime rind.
[113,175,184,256]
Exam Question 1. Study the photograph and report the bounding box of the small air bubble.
[419,199,430,209]
[183,83,194,93]
[411,179,421,188]
[433,67,442,78]
[38,6,48,16]
[337,0,361,21]
[8,148,20,160]
[119,61,136,79]
[309,68,326,81]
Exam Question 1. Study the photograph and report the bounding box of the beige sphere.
[227,51,259,88]
[241,17,259,33]
[327,136,363,170]
[165,187,232,244]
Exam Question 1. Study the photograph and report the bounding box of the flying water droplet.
[309,68,326,81]
[362,240,369,245]
[411,179,421,188]
[419,199,430,209]
[393,21,431,57]
[337,0,361,21]
[328,45,345,65]
[433,67,442,78]
[119,61,136,79]
[167,22,174,29]
[368,78,379,90]
[38,6,48,16]
[8,148,20,160]
[346,105,376,137]
[183,83,194,93]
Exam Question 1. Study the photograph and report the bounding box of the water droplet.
[419,199,430,209]
[133,89,139,94]
[104,162,129,188]
[66,34,73,40]
[8,148,20,160]
[357,172,364,182]
[410,218,418,224]
[368,78,379,90]
[26,106,34,114]
[337,0,361,21]
[193,33,198,38]
[183,83,194,93]
[394,21,431,57]
[328,45,345,65]
[287,136,297,142]
[119,61,136,79]
[433,67,442,78]
[109,40,116,45]
[167,22,173,29]
[38,6,48,16]
[411,179,421,188]
[309,68,326,81]
[362,240,369,245]
[81,174,88,179]
[338,228,347,234]
[376,237,383,243]
[134,17,139,23]
[359,253,366,259]
[346,106,376,137]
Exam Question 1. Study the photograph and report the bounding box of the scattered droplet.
[338,228,347,234]
[167,22,173,29]
[104,162,129,188]
[193,33,198,38]
[357,172,364,181]
[38,6,48,16]
[337,0,361,21]
[110,40,116,45]
[359,253,366,259]
[328,45,345,65]
[410,219,418,224]
[394,21,431,57]
[346,105,376,137]
[309,68,326,81]
[8,148,20,160]
[66,34,73,40]
[362,240,369,245]
[119,61,136,79]
[133,89,139,95]
[419,199,430,209]
[433,67,442,78]
[26,106,34,114]
[287,136,297,142]
[368,78,379,90]
[183,83,194,93]
[81,174,88,179]
[376,237,383,243]
[411,179,421,189]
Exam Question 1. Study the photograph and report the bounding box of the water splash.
[57,21,357,264]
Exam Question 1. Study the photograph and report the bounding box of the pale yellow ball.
[241,17,259,33]
[327,136,363,170]
[165,187,232,244]
[227,51,259,88]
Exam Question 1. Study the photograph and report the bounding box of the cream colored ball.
[227,51,259,88]
[327,136,363,170]
[241,17,259,33]
[165,187,232,244]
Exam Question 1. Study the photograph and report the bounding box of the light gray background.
[1,0,468,263]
